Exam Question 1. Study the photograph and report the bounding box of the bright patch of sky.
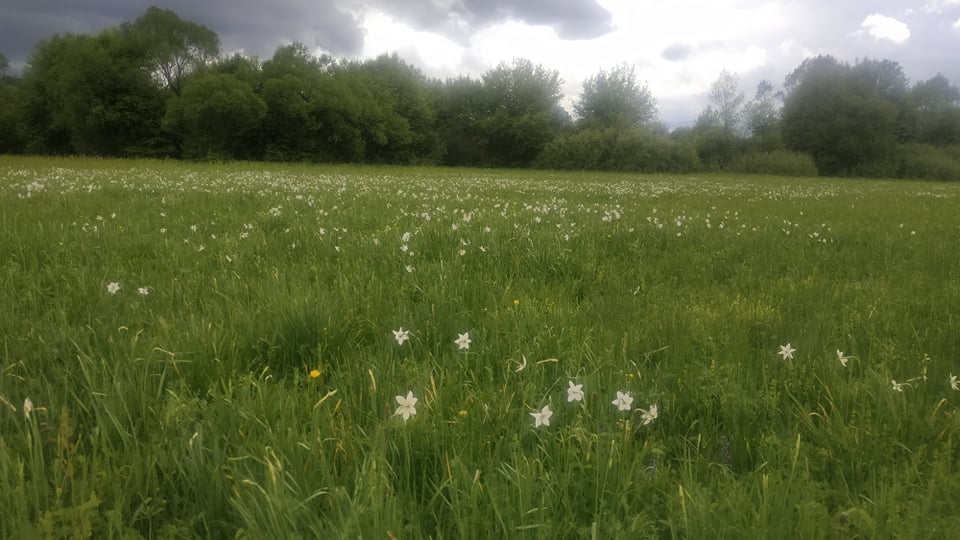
[359,11,466,74]
[860,14,911,43]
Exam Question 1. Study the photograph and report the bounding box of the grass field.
[2,156,960,538]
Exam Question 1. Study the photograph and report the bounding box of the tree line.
[1,6,960,180]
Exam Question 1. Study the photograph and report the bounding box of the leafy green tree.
[0,56,26,153]
[745,79,782,150]
[19,31,168,156]
[260,42,331,81]
[431,76,488,166]
[215,53,262,88]
[480,58,567,167]
[124,6,220,95]
[702,69,746,134]
[574,63,657,128]
[257,43,326,161]
[353,54,441,163]
[162,72,266,159]
[902,74,960,145]
[0,53,9,77]
[781,55,899,176]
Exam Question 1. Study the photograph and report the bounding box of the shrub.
[727,150,819,177]
[895,143,960,182]
[535,127,700,173]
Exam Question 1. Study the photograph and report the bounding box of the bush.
[895,143,960,182]
[727,150,819,177]
[535,127,700,173]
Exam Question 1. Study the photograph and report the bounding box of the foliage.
[781,55,900,176]
[703,69,746,135]
[431,76,489,167]
[575,63,658,129]
[351,54,442,164]
[19,31,168,156]
[744,80,782,150]
[726,150,818,177]
[162,72,266,160]
[535,126,700,172]
[480,58,568,167]
[691,125,743,170]
[894,143,960,181]
[0,73,26,154]
[123,6,221,96]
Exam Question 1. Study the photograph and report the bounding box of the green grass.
[2,156,960,538]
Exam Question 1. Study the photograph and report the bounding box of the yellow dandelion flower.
[309,369,321,379]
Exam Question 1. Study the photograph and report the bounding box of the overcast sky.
[2,0,959,127]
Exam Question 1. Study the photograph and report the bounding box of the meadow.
[1,156,959,539]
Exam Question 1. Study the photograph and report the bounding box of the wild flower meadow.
[2,156,960,538]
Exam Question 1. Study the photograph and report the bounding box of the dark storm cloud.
[166,1,364,57]
[0,0,365,71]
[372,0,614,40]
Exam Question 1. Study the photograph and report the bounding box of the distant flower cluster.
[105,282,150,296]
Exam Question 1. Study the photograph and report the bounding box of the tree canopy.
[574,63,657,129]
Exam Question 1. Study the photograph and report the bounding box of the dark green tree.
[257,43,327,161]
[19,31,168,156]
[0,53,26,153]
[162,72,266,159]
[353,54,441,163]
[781,55,899,176]
[480,58,567,167]
[431,76,488,166]
[902,74,960,145]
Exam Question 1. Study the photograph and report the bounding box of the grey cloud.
[168,1,364,57]
[373,0,614,40]
[661,43,693,61]
[0,0,366,71]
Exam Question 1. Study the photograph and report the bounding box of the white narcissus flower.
[836,350,849,367]
[612,391,633,411]
[891,380,904,392]
[394,391,418,422]
[640,404,658,425]
[107,282,121,294]
[455,332,471,350]
[778,343,796,360]
[566,381,584,402]
[950,374,958,391]
[137,287,149,296]
[393,328,410,346]
[23,397,33,419]
[530,405,553,427]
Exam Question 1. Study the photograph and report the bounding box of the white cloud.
[954,17,960,29]
[360,10,465,72]
[922,0,960,14]
[860,14,911,44]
